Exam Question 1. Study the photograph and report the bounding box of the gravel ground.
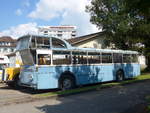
[0,84,32,106]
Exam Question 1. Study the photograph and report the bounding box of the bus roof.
[17,34,138,54]
[53,47,138,54]
[17,34,72,48]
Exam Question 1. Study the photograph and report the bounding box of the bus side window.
[38,54,51,65]
[73,55,77,64]
[52,38,67,48]
[72,51,87,64]
[53,51,71,65]
[102,53,112,63]
[36,37,50,49]
[123,54,131,63]
[113,53,122,63]
[30,49,36,64]
[30,37,36,48]
[88,52,100,64]
[80,55,87,64]
[131,54,138,63]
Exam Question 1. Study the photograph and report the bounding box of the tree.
[125,0,150,70]
[86,0,150,70]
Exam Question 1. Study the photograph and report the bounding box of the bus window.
[131,54,138,63]
[123,54,131,63]
[102,53,112,63]
[30,49,37,64]
[72,51,87,64]
[30,37,36,48]
[16,37,30,50]
[113,53,122,63]
[53,51,71,65]
[43,38,50,47]
[0,65,2,70]
[88,52,100,64]
[38,54,51,65]
[52,38,67,48]
[36,37,50,49]
[19,50,34,65]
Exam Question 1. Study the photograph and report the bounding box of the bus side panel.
[123,63,140,78]
[36,63,140,89]
[53,65,114,85]
[71,65,92,85]
[99,65,114,82]
[133,64,141,77]
[37,67,58,89]
[66,65,114,85]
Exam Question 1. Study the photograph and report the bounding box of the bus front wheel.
[59,75,75,90]
[116,70,124,82]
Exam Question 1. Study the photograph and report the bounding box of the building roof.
[67,32,104,45]
[0,36,17,42]
[0,36,17,48]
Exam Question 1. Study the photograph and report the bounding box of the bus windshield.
[16,37,30,50]
[19,49,34,65]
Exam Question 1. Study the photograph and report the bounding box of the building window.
[11,49,14,52]
[57,34,62,37]
[44,34,48,35]
[44,31,48,33]
[71,34,76,37]
[58,31,62,33]
[4,48,7,52]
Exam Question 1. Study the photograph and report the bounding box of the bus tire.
[13,75,20,89]
[59,74,76,90]
[8,74,20,89]
[116,70,124,82]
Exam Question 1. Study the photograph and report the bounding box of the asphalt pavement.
[0,80,150,113]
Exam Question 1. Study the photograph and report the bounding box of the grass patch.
[34,73,150,98]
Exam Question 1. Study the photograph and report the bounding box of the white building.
[38,25,76,39]
[0,36,16,65]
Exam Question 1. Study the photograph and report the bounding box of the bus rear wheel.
[116,70,124,82]
[59,75,75,90]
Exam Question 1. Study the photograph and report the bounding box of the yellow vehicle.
[5,67,20,87]
[5,52,22,88]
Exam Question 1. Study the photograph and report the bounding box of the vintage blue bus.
[16,35,140,90]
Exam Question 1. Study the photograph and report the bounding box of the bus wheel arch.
[59,71,76,90]
[116,69,124,81]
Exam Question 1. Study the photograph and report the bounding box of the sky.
[0,0,99,39]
